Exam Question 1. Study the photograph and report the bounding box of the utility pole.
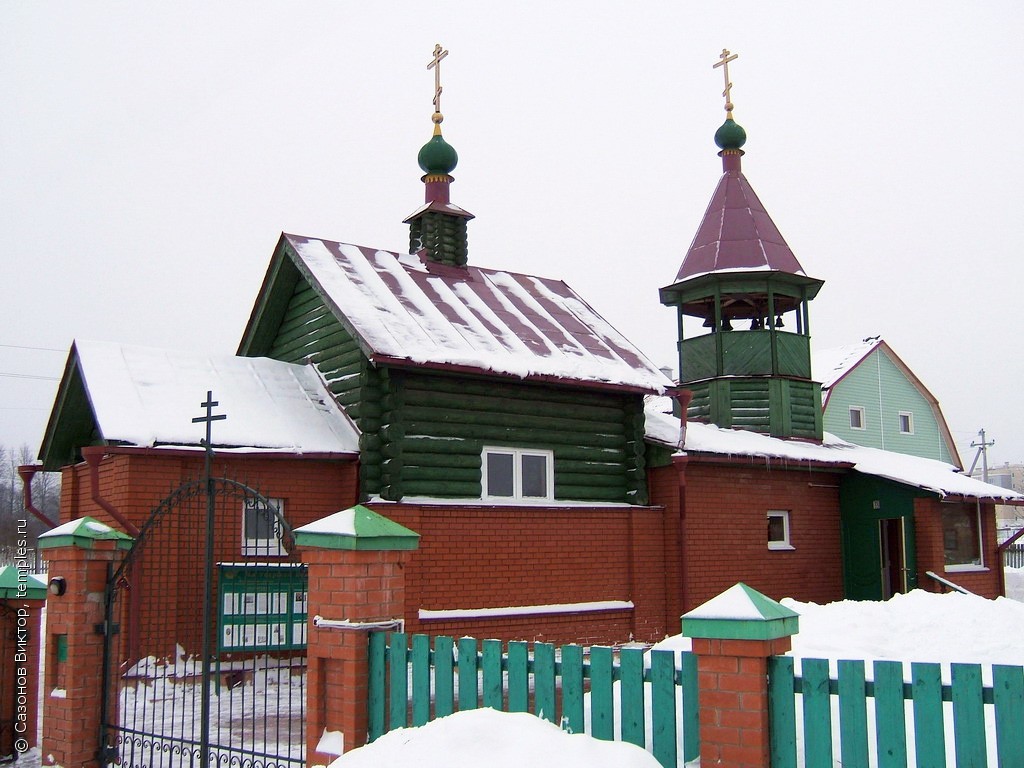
[969,428,995,482]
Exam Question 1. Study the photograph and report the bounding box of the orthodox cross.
[713,48,739,115]
[427,43,449,118]
[192,390,227,467]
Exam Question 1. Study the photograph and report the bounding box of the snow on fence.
[367,632,699,768]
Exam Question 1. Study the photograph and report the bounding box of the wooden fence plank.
[768,655,797,768]
[801,658,833,768]
[590,645,614,741]
[561,644,585,735]
[433,635,455,718]
[873,660,908,768]
[367,631,387,742]
[680,650,700,764]
[650,650,677,768]
[838,659,869,768]
[992,664,1024,768]
[457,637,479,711]
[389,632,409,730]
[411,634,431,726]
[534,642,556,723]
[911,662,946,768]
[619,648,645,748]
[507,641,529,713]
[482,639,504,711]
[950,663,986,768]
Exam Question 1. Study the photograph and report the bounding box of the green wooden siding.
[680,330,812,383]
[376,371,648,504]
[823,348,954,464]
[685,377,821,440]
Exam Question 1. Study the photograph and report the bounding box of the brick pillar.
[37,517,134,768]
[0,567,47,758]
[294,505,419,767]
[682,582,799,768]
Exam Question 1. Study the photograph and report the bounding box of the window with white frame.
[898,411,914,434]
[482,447,554,501]
[849,406,866,430]
[942,502,984,570]
[243,497,286,556]
[767,510,793,550]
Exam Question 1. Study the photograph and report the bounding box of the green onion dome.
[418,126,458,176]
[714,117,747,151]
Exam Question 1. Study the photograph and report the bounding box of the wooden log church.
[33,47,1021,648]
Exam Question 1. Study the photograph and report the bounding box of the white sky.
[2,2,1022,467]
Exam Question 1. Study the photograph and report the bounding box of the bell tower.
[660,50,824,440]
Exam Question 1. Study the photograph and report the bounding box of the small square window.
[898,412,914,434]
[942,502,984,570]
[767,510,794,550]
[483,448,554,501]
[243,498,285,557]
[849,407,865,430]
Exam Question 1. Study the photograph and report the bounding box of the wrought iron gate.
[99,476,307,768]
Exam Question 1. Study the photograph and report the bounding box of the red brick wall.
[913,498,1001,598]
[374,502,675,645]
[677,460,846,611]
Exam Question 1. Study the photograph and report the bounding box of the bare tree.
[0,444,60,569]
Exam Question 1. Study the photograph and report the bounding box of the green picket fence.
[769,657,1024,768]
[367,632,700,767]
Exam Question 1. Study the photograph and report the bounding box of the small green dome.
[714,118,747,150]
[418,132,458,176]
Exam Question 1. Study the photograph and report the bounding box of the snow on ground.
[326,707,661,768]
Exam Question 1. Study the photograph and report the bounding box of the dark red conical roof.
[673,152,808,283]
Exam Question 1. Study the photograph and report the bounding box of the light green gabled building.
[814,337,961,468]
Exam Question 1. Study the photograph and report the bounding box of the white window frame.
[943,501,985,572]
[482,447,554,501]
[767,510,794,551]
[242,497,286,557]
[849,406,866,430]
[898,411,914,435]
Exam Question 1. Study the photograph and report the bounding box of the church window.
[849,407,865,430]
[767,510,793,550]
[483,447,554,501]
[243,497,286,556]
[898,411,914,434]
[942,502,984,570]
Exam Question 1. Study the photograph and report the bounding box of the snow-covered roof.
[286,234,670,393]
[643,397,1023,502]
[66,340,360,453]
[813,337,881,389]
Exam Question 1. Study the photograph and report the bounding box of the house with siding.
[814,336,961,467]
[29,55,1024,651]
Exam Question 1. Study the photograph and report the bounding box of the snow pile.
[783,588,1024,674]
[326,707,661,768]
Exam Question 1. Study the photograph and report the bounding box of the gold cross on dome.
[427,44,449,118]
[713,48,738,115]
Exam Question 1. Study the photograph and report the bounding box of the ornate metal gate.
[99,474,307,768]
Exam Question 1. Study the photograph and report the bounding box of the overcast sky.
[3,2,1022,470]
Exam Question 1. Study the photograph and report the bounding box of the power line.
[0,372,59,381]
[0,343,66,353]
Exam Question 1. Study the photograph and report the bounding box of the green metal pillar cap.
[681,582,799,641]
[37,516,134,551]
[294,504,420,551]
[0,566,47,600]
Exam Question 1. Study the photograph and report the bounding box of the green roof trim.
[37,516,134,551]
[0,566,47,600]
[681,582,799,641]
[294,505,420,551]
